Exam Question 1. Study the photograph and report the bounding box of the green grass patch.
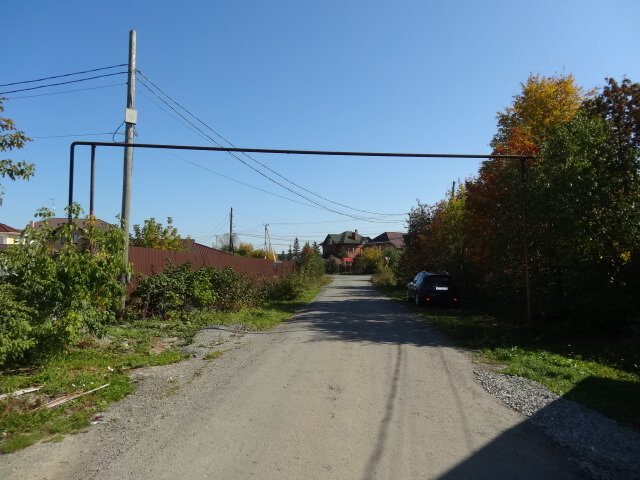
[375,284,640,429]
[0,275,328,453]
[203,350,224,361]
[0,432,44,453]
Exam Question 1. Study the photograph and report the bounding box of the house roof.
[321,231,371,246]
[0,223,20,233]
[181,238,227,255]
[30,218,114,230]
[367,232,406,248]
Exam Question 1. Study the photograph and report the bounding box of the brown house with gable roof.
[320,230,371,259]
[363,232,405,250]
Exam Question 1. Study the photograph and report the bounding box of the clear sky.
[3,1,639,252]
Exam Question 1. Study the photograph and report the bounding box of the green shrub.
[264,273,307,300]
[0,205,128,365]
[0,284,36,364]
[130,264,263,318]
[371,268,397,287]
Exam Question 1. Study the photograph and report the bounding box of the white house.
[0,223,20,245]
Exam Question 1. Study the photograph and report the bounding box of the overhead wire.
[2,82,125,100]
[137,77,359,218]
[136,76,402,223]
[136,70,406,217]
[0,71,127,95]
[138,89,348,211]
[0,64,127,87]
[32,132,125,139]
[159,149,331,211]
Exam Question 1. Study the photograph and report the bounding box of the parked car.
[406,271,459,306]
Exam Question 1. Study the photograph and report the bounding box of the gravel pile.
[474,369,640,480]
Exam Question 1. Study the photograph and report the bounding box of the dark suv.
[406,271,459,306]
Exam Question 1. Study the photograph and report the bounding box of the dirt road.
[0,275,581,479]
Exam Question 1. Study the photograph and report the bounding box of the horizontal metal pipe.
[70,141,535,159]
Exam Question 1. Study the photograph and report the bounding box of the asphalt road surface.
[1,275,582,479]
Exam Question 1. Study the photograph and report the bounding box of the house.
[0,223,20,245]
[320,230,371,259]
[30,217,114,249]
[363,232,406,250]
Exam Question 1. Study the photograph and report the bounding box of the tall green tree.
[0,98,34,206]
[528,113,640,323]
[583,77,640,149]
[131,217,186,251]
[292,237,301,261]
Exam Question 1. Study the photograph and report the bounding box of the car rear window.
[422,276,453,287]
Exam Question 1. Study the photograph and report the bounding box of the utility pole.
[121,29,137,282]
[451,180,456,197]
[263,224,269,259]
[229,207,234,255]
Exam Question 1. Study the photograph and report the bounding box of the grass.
[376,284,640,429]
[0,276,328,453]
[203,350,224,361]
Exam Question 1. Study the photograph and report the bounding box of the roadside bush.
[0,205,128,364]
[265,251,326,301]
[197,266,263,311]
[265,272,308,301]
[371,268,397,287]
[130,264,263,318]
[0,284,36,365]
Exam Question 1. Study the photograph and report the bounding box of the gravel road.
[0,275,584,479]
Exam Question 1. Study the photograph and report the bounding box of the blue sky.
[3,1,639,251]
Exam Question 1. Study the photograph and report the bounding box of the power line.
[32,132,125,139]
[0,71,127,95]
[0,64,127,87]
[2,82,125,100]
[159,150,330,211]
[139,91,348,212]
[136,77,401,223]
[136,70,405,217]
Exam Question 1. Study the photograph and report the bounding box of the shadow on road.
[435,376,640,480]
[289,279,454,348]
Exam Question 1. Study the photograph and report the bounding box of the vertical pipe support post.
[90,145,96,218]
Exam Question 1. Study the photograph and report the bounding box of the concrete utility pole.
[121,29,137,281]
[263,224,269,259]
[229,207,234,255]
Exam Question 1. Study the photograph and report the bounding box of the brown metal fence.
[128,245,294,279]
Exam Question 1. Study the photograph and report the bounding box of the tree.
[216,233,239,253]
[0,204,128,363]
[464,73,585,315]
[236,242,255,257]
[396,201,433,283]
[131,217,186,251]
[0,98,34,205]
[527,112,640,323]
[492,73,584,154]
[583,77,640,149]
[292,237,301,261]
